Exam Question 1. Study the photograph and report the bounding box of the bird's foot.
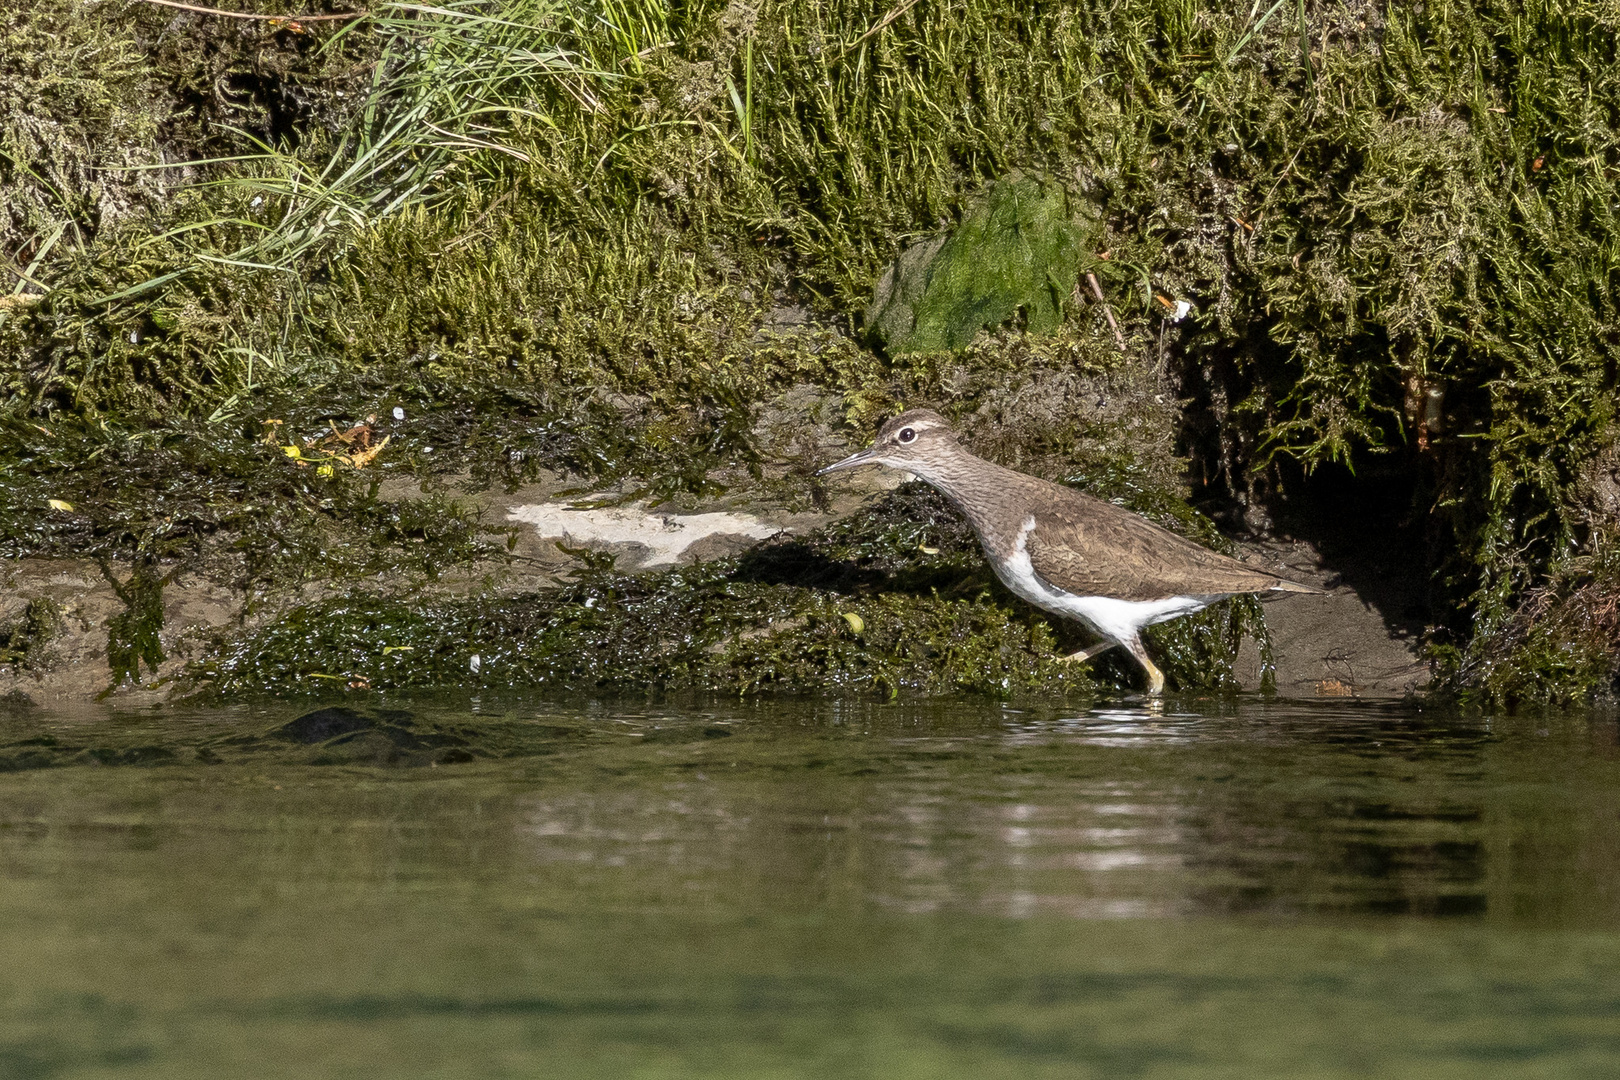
[1120,635,1166,696]
[1144,666,1166,696]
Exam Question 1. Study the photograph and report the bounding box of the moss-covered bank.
[3,0,1618,703]
[189,483,1265,700]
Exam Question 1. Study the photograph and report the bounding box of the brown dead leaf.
[347,434,390,469]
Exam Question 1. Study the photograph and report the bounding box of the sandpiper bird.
[818,409,1318,694]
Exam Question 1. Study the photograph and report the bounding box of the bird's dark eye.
[898,427,916,443]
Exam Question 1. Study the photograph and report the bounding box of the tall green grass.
[96,0,630,307]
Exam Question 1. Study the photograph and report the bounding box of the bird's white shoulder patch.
[993,516,1213,644]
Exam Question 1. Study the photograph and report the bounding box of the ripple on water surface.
[1,694,1617,1078]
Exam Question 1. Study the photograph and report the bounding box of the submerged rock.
[272,706,386,744]
[269,706,477,766]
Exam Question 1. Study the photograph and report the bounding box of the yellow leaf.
[47,498,74,512]
[841,612,865,634]
[282,445,302,458]
[382,646,415,655]
[348,434,391,469]
[918,543,940,555]
[316,463,335,477]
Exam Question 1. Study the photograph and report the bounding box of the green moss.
[190,570,1095,701]
[0,597,60,669]
[865,175,1099,353]
[101,558,169,687]
[1443,538,1620,709]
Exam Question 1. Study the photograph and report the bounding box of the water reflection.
[2,699,1617,931]
[1001,708,1206,746]
[3,696,1620,1077]
[498,700,1620,927]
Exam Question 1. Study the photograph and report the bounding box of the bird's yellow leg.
[1141,659,1166,697]
[1121,636,1166,696]
[1062,641,1116,663]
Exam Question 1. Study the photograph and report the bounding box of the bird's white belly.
[992,517,1214,644]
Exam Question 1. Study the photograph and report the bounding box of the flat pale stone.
[505,502,782,568]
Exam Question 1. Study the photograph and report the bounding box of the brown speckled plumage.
[819,408,1318,694]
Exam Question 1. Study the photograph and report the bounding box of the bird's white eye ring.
[898,427,916,443]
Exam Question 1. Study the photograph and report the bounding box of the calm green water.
[2,695,1618,1079]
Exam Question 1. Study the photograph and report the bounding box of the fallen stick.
[129,0,365,21]
[1087,271,1127,353]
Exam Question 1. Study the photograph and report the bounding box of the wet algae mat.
[2,694,1618,1078]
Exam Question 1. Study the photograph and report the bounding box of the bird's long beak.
[816,446,878,475]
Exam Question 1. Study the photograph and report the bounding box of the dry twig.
[847,0,924,52]
[129,0,364,22]
[1086,271,1128,353]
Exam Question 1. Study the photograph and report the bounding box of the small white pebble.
[469,654,482,673]
[392,406,405,420]
[128,331,139,344]
[250,195,263,208]
[1171,299,1193,322]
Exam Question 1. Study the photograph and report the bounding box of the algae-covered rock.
[0,597,60,669]
[190,485,1098,701]
[865,176,1098,354]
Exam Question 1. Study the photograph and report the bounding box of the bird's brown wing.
[1024,484,1293,601]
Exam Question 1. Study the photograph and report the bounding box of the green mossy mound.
[4,0,1618,703]
[196,580,1090,699]
[1444,537,1620,708]
[865,175,1098,353]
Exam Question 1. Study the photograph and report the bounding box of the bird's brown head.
[817,408,960,477]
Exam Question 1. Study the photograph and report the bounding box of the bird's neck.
[908,444,1030,550]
